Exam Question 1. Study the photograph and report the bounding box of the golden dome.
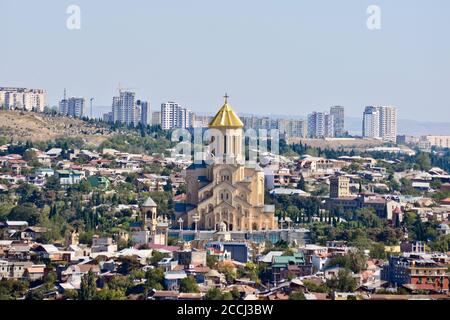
[209,95,244,129]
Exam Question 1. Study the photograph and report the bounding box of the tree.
[205,287,224,300]
[94,288,126,300]
[326,269,358,292]
[149,251,165,267]
[179,276,199,293]
[207,255,218,268]
[117,256,141,275]
[145,268,164,292]
[370,242,387,259]
[8,204,41,225]
[79,270,97,300]
[327,251,367,273]
[289,291,306,300]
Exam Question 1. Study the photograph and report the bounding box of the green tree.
[204,287,224,300]
[326,269,358,292]
[289,291,306,300]
[79,270,97,300]
[179,276,199,293]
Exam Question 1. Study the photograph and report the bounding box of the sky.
[1,0,450,121]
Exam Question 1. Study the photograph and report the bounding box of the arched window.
[219,169,231,182]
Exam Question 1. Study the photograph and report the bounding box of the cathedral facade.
[183,97,277,231]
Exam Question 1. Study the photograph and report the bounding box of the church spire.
[209,94,244,129]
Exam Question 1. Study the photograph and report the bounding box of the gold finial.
[223,93,229,103]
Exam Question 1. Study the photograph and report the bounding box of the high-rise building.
[0,87,46,112]
[161,102,194,130]
[330,106,345,137]
[307,111,334,138]
[138,100,150,125]
[59,97,86,118]
[112,91,139,126]
[151,111,161,126]
[362,106,380,139]
[362,106,397,143]
[379,106,397,143]
[277,119,307,138]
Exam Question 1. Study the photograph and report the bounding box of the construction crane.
[117,83,138,94]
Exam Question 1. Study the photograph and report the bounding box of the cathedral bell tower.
[208,94,244,164]
[141,196,158,233]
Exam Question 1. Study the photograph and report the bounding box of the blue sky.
[1,0,449,121]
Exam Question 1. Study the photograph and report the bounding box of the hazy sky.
[1,0,449,121]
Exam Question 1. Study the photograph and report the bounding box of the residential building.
[270,252,313,283]
[0,87,46,112]
[151,111,161,126]
[112,90,139,126]
[138,100,150,125]
[307,111,334,138]
[381,255,449,292]
[161,102,194,130]
[59,97,86,118]
[330,106,345,137]
[55,170,83,186]
[362,106,380,139]
[363,106,397,143]
[420,136,450,149]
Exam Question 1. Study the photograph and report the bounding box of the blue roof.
[187,161,208,170]
[198,176,210,183]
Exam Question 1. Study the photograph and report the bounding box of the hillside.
[0,110,114,146]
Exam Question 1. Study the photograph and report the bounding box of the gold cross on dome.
[223,93,229,103]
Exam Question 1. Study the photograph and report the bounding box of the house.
[91,236,117,253]
[0,260,33,279]
[206,242,249,263]
[437,223,450,235]
[204,269,226,288]
[24,264,49,281]
[87,175,110,189]
[35,168,55,177]
[60,263,101,284]
[381,255,449,293]
[270,252,313,283]
[46,148,63,158]
[21,227,48,242]
[173,250,207,267]
[164,271,187,290]
[55,170,83,186]
[33,244,60,260]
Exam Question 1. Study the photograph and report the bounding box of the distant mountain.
[346,117,450,136]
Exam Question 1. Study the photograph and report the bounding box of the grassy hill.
[0,110,113,146]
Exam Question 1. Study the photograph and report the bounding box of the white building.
[420,136,450,149]
[363,106,380,139]
[161,102,194,130]
[112,91,140,126]
[307,111,334,138]
[362,106,397,143]
[59,97,86,118]
[0,87,46,112]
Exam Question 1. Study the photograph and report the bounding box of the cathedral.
[182,96,277,232]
